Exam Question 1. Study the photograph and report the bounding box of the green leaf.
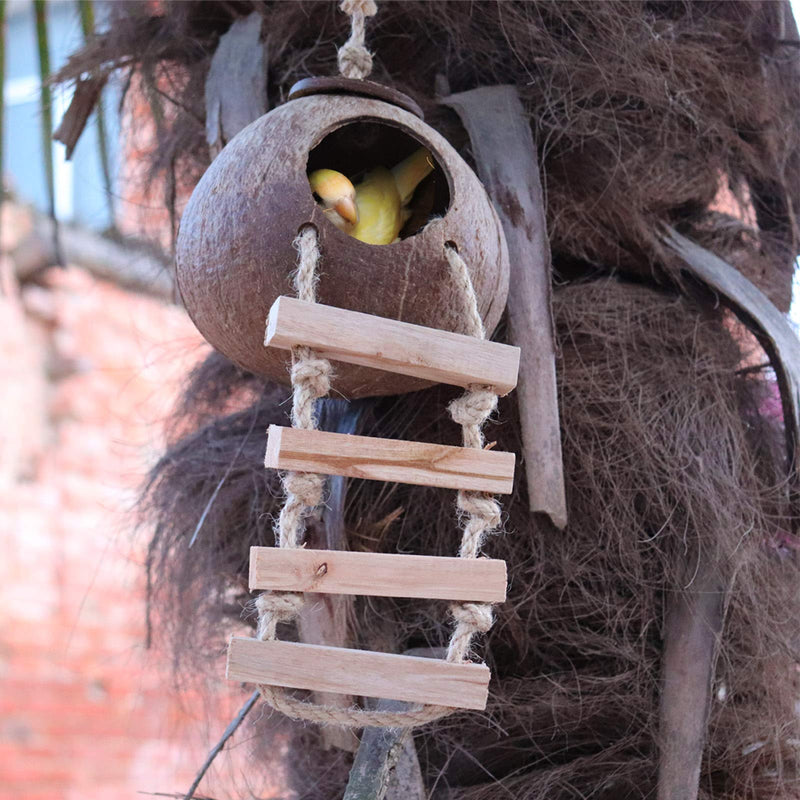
[34,0,55,221]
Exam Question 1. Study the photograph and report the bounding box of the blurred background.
[0,2,284,798]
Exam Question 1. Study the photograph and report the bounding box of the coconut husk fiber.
[55,0,800,308]
[56,0,800,795]
[142,280,800,798]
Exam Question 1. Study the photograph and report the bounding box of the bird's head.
[308,169,359,229]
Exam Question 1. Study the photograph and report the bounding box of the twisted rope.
[271,228,331,554]
[254,232,504,728]
[337,0,377,80]
[443,244,502,664]
[255,227,450,728]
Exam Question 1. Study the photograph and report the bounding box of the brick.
[0,259,247,796]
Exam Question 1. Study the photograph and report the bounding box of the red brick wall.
[0,258,284,799]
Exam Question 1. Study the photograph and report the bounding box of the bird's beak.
[334,196,359,226]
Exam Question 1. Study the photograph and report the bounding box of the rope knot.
[450,602,494,634]
[337,0,377,80]
[340,0,377,16]
[337,41,373,80]
[448,388,497,428]
[457,492,502,529]
[256,591,305,640]
[291,355,332,398]
[283,471,325,508]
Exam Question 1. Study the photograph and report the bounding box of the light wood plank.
[249,547,507,602]
[265,425,515,495]
[226,637,490,710]
[264,296,520,396]
[442,86,567,528]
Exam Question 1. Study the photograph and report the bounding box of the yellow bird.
[308,148,434,245]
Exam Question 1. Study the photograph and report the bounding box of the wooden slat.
[249,547,507,602]
[343,647,442,800]
[226,637,490,710]
[265,296,520,396]
[265,425,515,495]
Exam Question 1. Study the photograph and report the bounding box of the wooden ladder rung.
[249,547,507,602]
[226,637,490,711]
[265,425,515,495]
[265,296,520,396]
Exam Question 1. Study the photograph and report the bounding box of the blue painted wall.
[5,1,119,230]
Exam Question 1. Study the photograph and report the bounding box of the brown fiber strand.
[142,279,800,797]
[96,0,800,794]
[54,1,800,310]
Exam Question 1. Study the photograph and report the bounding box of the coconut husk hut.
[56,1,800,798]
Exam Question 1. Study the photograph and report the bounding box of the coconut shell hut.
[55,1,800,798]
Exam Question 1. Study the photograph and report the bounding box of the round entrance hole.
[307,120,451,242]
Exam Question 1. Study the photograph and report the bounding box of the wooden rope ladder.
[226,226,520,727]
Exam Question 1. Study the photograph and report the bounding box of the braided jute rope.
[443,244,502,663]
[254,229,503,728]
[337,0,377,80]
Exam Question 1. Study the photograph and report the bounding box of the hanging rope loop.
[337,0,378,79]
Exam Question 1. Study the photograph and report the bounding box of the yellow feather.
[350,167,403,245]
[392,148,435,207]
[308,148,435,245]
